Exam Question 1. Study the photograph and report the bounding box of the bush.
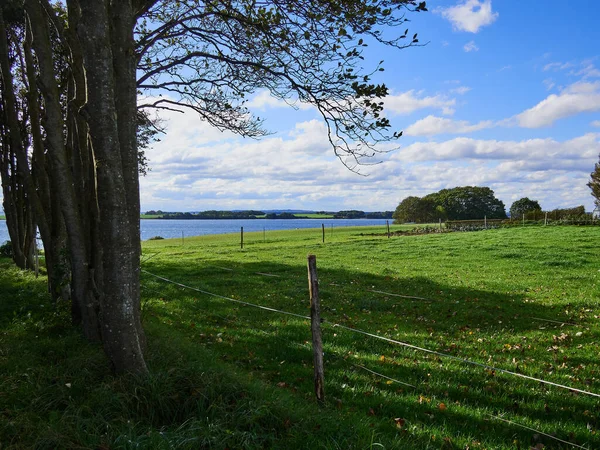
[0,241,13,257]
[148,236,165,240]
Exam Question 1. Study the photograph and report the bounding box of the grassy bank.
[2,225,599,448]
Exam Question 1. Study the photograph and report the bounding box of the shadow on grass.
[1,256,597,449]
[140,257,600,449]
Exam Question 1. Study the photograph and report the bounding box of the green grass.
[1,225,600,449]
[141,214,163,219]
[293,213,335,218]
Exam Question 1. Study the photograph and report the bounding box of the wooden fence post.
[307,254,325,404]
[545,212,548,226]
[386,220,390,238]
[322,223,325,243]
[484,215,487,229]
[241,227,244,249]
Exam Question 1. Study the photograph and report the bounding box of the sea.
[0,218,390,244]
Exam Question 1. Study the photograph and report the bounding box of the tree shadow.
[140,257,600,449]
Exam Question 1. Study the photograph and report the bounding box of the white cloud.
[138,101,599,212]
[573,62,600,79]
[438,0,499,33]
[516,81,600,128]
[543,79,556,91]
[246,90,313,111]
[404,115,493,136]
[384,90,456,116]
[463,41,479,52]
[453,86,471,95]
[543,61,574,72]
[592,120,600,128]
[450,86,471,95]
[394,133,600,164]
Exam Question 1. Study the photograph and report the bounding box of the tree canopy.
[393,186,506,224]
[0,0,427,373]
[509,197,542,218]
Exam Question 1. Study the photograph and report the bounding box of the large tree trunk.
[24,0,100,340]
[74,0,147,374]
[23,16,70,300]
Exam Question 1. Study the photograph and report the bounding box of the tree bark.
[24,0,100,340]
[23,15,70,300]
[0,8,36,270]
[74,0,147,374]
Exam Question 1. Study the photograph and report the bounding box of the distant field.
[293,213,335,218]
[140,214,163,219]
[2,225,599,448]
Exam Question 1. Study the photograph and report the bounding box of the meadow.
[1,224,599,449]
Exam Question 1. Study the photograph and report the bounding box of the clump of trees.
[0,0,427,373]
[509,197,542,219]
[393,186,506,223]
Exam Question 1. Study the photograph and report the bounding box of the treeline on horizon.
[144,210,394,220]
[393,186,591,224]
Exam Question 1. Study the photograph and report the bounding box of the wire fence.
[140,261,598,449]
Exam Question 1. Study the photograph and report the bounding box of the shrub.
[0,241,13,257]
[148,236,165,240]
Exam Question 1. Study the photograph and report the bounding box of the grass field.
[1,225,599,449]
[140,214,163,219]
[293,213,335,218]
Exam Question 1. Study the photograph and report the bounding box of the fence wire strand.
[141,269,600,400]
[486,414,590,449]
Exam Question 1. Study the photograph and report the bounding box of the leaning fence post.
[307,254,325,404]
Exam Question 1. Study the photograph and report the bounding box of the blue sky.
[139,0,600,213]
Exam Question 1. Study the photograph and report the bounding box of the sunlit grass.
[1,225,599,449]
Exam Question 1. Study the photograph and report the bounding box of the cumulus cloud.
[592,120,600,128]
[246,89,314,111]
[136,101,599,212]
[463,41,479,52]
[394,133,600,163]
[384,90,456,116]
[438,0,498,33]
[404,115,493,136]
[516,81,600,128]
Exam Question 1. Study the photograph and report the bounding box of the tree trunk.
[24,0,100,340]
[0,9,35,270]
[23,16,70,300]
[74,0,147,374]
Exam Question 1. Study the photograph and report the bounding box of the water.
[0,218,390,243]
[140,218,389,240]
[0,220,7,245]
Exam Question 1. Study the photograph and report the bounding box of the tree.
[589,160,600,208]
[393,196,443,223]
[3,0,428,373]
[509,197,541,219]
[424,186,506,220]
